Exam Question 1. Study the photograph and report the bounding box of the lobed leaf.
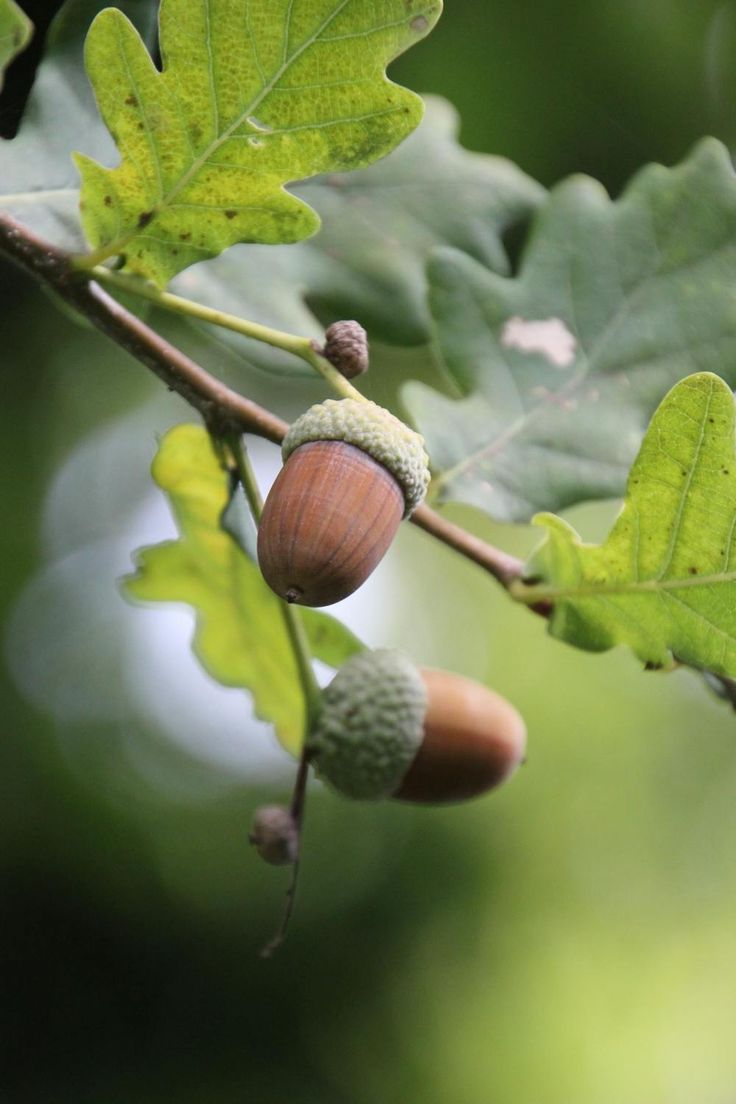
[75,0,442,285]
[0,0,32,89]
[405,139,736,522]
[0,0,156,249]
[520,373,736,680]
[175,96,545,356]
[123,424,364,754]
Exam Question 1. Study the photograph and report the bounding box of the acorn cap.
[309,649,427,800]
[282,399,430,516]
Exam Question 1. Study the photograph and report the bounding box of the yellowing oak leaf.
[75,0,442,284]
[124,425,364,754]
[517,373,736,680]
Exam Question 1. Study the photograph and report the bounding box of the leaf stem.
[80,262,366,402]
[259,742,311,959]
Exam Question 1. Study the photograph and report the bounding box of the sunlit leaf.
[0,0,32,89]
[405,139,736,522]
[175,96,545,358]
[518,373,736,680]
[75,0,442,285]
[124,424,364,754]
[0,0,155,248]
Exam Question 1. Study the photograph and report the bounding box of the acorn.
[308,650,527,804]
[257,399,430,607]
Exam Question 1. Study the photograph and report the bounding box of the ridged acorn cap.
[282,399,430,516]
[309,649,427,800]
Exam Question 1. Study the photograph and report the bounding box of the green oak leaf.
[124,424,364,754]
[175,96,545,357]
[404,138,736,523]
[0,0,156,249]
[75,0,442,286]
[0,0,32,89]
[517,373,736,680]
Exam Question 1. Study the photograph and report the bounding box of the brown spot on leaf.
[224,209,237,219]
[125,93,138,107]
[137,211,153,228]
[179,231,191,241]
[103,195,112,207]
[689,566,698,575]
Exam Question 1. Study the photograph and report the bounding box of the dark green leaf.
[176,96,545,360]
[405,139,736,522]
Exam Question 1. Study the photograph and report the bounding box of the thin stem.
[82,262,366,402]
[224,431,320,958]
[0,211,530,603]
[259,742,311,959]
[411,504,526,591]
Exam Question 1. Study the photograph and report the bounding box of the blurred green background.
[3,2,736,1102]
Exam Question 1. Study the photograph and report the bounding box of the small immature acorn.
[308,650,527,804]
[249,805,299,866]
[257,399,430,607]
[322,320,369,379]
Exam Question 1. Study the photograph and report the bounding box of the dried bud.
[249,805,299,866]
[323,320,369,379]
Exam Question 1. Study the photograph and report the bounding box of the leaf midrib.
[518,566,736,604]
[95,0,420,261]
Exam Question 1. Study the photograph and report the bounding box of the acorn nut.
[308,649,527,804]
[257,399,430,607]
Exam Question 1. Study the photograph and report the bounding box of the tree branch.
[0,213,287,443]
[0,212,528,594]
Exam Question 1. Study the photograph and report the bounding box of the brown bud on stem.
[323,320,369,379]
[249,805,299,866]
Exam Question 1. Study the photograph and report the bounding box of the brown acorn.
[308,650,527,804]
[257,399,430,607]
